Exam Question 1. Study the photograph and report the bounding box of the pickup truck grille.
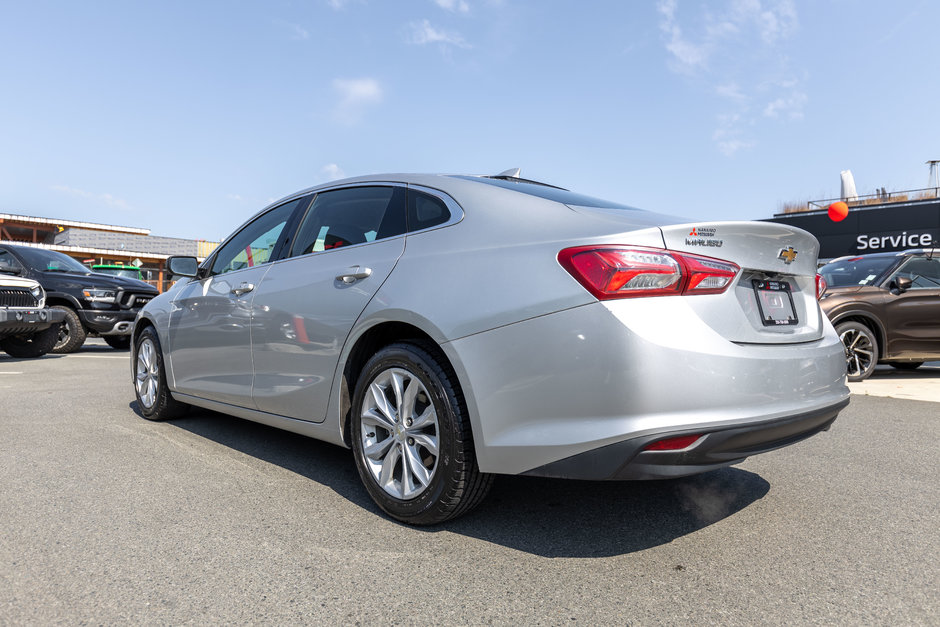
[0,287,39,308]
[118,291,155,309]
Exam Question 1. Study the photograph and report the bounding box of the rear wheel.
[890,362,924,371]
[104,335,131,350]
[51,305,87,353]
[350,342,492,525]
[0,325,58,358]
[836,321,878,382]
[134,326,188,420]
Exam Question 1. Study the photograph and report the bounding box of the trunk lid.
[659,221,825,344]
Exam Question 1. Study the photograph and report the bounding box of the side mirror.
[889,276,912,294]
[167,256,199,278]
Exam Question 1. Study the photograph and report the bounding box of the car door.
[167,197,307,407]
[882,256,940,358]
[249,185,407,421]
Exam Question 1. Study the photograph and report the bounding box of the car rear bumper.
[521,398,848,480]
[446,300,850,477]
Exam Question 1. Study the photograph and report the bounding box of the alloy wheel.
[840,327,874,379]
[135,337,159,410]
[359,367,440,500]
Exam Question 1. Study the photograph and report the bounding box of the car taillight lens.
[815,273,827,299]
[558,246,739,300]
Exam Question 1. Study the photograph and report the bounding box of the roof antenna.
[495,168,521,178]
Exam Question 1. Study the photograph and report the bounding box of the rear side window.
[408,190,451,231]
[290,186,407,257]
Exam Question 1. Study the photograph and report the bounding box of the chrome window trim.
[202,181,465,270]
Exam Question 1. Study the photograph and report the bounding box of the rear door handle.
[232,282,255,296]
[336,266,373,284]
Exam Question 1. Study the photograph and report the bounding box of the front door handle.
[336,266,373,284]
[232,282,255,296]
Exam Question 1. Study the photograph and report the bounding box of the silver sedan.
[132,172,849,524]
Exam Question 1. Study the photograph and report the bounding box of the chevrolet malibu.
[132,172,849,524]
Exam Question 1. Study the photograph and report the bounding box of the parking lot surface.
[1,340,938,624]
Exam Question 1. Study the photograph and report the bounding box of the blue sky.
[1,0,937,242]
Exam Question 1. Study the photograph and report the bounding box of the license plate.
[752,279,798,326]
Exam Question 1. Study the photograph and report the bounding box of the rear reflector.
[643,434,704,451]
[558,246,739,300]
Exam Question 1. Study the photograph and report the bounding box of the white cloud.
[320,164,346,181]
[327,0,355,9]
[332,78,383,124]
[226,193,244,201]
[763,92,807,119]
[52,185,131,210]
[406,19,470,48]
[434,0,470,13]
[657,0,804,156]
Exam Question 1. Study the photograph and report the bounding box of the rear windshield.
[452,175,639,210]
[820,256,898,287]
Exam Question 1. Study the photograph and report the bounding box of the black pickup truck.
[0,244,159,353]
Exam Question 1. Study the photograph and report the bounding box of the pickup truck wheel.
[51,306,87,353]
[0,324,59,358]
[134,326,188,420]
[103,335,131,350]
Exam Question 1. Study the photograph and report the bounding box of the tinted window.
[820,256,898,288]
[9,246,90,273]
[211,198,303,275]
[290,186,406,257]
[890,257,940,289]
[0,249,24,274]
[408,190,451,231]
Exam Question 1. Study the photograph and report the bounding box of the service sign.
[764,199,940,259]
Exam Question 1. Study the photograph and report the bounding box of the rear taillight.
[558,246,739,300]
[815,273,827,299]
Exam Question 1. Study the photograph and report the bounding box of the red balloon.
[828,201,849,222]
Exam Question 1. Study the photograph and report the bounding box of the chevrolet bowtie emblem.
[778,247,798,264]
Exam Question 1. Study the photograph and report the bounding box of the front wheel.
[0,324,58,358]
[350,342,492,525]
[836,321,878,382]
[51,305,87,353]
[134,326,188,420]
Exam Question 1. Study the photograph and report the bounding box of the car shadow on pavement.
[138,404,770,559]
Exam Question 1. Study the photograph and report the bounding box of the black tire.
[133,325,188,420]
[51,305,87,353]
[103,335,131,350]
[890,362,924,371]
[0,324,59,358]
[350,342,492,525]
[836,321,878,382]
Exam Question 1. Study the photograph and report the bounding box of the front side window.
[890,257,940,290]
[210,198,304,275]
[290,186,406,257]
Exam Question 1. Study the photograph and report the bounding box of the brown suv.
[819,249,940,381]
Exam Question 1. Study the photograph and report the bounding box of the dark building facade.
[765,199,940,260]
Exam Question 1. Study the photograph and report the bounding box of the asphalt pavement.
[1,340,937,625]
